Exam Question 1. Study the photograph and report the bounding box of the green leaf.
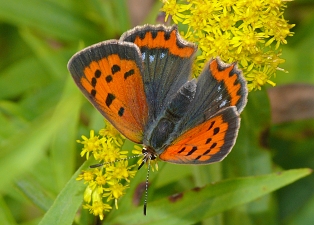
[15,175,55,211]
[0,196,17,225]
[0,57,51,99]
[287,195,314,225]
[270,119,314,223]
[0,77,82,192]
[0,0,100,41]
[110,169,311,225]
[38,160,90,225]
[222,88,274,224]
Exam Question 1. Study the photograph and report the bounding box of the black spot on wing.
[118,107,124,117]
[106,93,115,107]
[178,147,185,153]
[124,69,135,79]
[91,89,96,97]
[95,69,101,78]
[208,121,215,131]
[205,138,212,144]
[91,77,97,87]
[106,75,113,83]
[91,70,101,87]
[210,142,217,149]
[213,127,220,135]
[187,146,197,156]
[111,65,120,74]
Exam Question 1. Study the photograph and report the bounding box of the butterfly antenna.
[143,157,151,216]
[138,159,145,170]
[90,163,104,168]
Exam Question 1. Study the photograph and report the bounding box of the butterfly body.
[144,79,197,153]
[68,24,247,165]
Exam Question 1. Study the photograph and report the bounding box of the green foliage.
[0,0,313,224]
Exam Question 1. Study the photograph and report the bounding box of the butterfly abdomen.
[146,80,197,151]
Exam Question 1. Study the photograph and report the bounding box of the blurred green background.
[0,0,313,224]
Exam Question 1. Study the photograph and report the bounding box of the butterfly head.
[138,146,158,170]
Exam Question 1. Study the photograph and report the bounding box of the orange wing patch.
[81,54,148,143]
[159,107,239,164]
[209,59,242,109]
[133,29,195,58]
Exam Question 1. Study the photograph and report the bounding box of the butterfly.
[68,24,247,172]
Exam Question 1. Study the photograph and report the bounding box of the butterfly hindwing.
[159,106,240,164]
[120,25,197,122]
[67,41,148,143]
[205,58,247,113]
[173,58,247,139]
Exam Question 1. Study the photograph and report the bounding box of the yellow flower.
[76,120,142,220]
[246,66,276,91]
[161,0,294,90]
[76,170,94,183]
[106,161,137,182]
[93,140,127,163]
[162,0,191,23]
[99,122,124,140]
[103,180,129,209]
[83,185,93,203]
[77,130,101,159]
[94,168,107,186]
[83,201,112,220]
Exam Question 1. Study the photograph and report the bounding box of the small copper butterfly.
[68,24,247,171]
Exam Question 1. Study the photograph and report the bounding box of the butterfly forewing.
[68,41,148,143]
[120,25,197,122]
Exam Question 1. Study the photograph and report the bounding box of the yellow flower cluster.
[76,123,137,220]
[161,0,294,91]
